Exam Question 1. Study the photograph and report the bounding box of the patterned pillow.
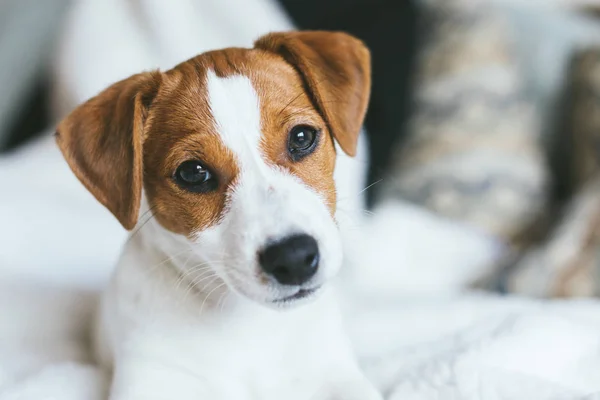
[502,179,600,298]
[498,47,600,298]
[379,0,549,241]
[563,48,600,189]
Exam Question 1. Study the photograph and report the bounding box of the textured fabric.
[3,280,600,399]
[563,48,600,189]
[505,179,600,298]
[486,49,600,298]
[381,0,549,241]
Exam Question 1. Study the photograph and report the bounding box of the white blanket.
[2,276,600,399]
[2,0,600,399]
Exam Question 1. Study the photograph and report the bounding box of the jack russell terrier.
[56,31,382,400]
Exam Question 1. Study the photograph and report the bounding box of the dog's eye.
[174,161,217,193]
[288,125,319,161]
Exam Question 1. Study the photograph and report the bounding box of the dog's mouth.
[272,286,322,305]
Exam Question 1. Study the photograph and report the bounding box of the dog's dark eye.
[174,161,217,193]
[288,125,319,161]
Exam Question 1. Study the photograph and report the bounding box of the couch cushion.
[380,0,549,241]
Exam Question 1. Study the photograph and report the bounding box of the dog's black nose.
[259,234,319,286]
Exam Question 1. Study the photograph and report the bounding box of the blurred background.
[3,0,600,299]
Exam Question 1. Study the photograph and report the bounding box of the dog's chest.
[179,299,344,398]
[115,281,349,399]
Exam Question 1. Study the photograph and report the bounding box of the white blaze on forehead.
[199,70,343,294]
[206,70,267,171]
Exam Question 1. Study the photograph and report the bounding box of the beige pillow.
[380,0,549,241]
[499,47,600,298]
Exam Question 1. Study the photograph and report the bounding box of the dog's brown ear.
[255,31,371,156]
[56,72,161,230]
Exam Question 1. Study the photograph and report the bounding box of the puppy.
[56,31,381,400]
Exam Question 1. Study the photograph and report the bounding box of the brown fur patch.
[56,31,371,236]
[256,31,371,157]
[143,48,337,237]
[243,51,338,213]
[141,64,239,236]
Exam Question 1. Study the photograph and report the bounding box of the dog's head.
[56,31,370,307]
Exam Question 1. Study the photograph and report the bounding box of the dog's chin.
[228,280,324,310]
[268,286,323,309]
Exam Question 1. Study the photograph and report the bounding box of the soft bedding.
[2,278,600,399]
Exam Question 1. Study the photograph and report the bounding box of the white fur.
[96,73,382,399]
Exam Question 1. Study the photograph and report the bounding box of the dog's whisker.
[183,264,217,276]
[182,274,220,306]
[181,261,214,272]
[146,248,198,273]
[277,90,305,116]
[172,255,240,293]
[216,290,229,313]
[174,266,214,292]
[185,264,214,273]
[357,179,383,195]
[128,206,159,241]
[199,281,227,316]
[136,206,157,222]
[181,246,195,267]
[188,270,219,287]
[174,251,197,290]
[334,179,384,204]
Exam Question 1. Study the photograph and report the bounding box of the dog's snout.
[259,234,319,286]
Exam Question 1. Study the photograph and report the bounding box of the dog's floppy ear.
[56,72,161,230]
[255,31,371,156]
